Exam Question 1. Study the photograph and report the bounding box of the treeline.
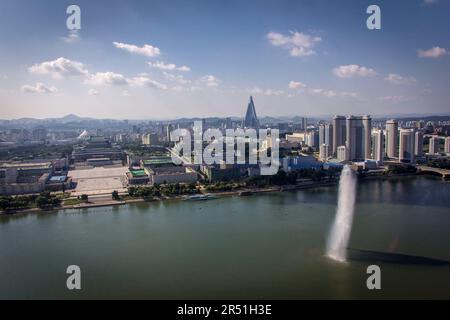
[128,182,199,199]
[427,158,450,170]
[245,168,337,188]
[0,192,61,212]
[385,165,417,174]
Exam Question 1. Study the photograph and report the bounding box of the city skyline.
[1,0,450,120]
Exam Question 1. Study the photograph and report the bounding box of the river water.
[1,176,449,299]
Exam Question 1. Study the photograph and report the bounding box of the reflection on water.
[0,176,449,299]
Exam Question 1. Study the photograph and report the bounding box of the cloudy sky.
[0,0,449,119]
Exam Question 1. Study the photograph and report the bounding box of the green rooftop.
[130,169,148,177]
[142,157,174,167]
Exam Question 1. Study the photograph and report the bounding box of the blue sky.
[0,0,449,119]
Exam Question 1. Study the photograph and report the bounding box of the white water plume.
[326,165,357,262]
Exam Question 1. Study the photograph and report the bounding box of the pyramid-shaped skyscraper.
[242,96,260,129]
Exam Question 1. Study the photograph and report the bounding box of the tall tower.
[242,96,260,129]
[371,129,384,163]
[346,115,365,161]
[445,137,450,154]
[362,115,372,160]
[399,129,415,163]
[319,124,325,146]
[429,136,440,154]
[325,123,333,148]
[414,131,423,157]
[332,115,346,156]
[385,119,398,159]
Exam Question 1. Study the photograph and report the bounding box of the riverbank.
[0,172,440,216]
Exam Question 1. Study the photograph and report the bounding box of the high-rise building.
[345,115,371,161]
[445,137,450,154]
[242,96,259,129]
[337,145,348,162]
[166,124,174,142]
[320,123,333,150]
[332,115,346,156]
[399,129,415,163]
[319,144,330,161]
[319,124,325,146]
[385,119,398,159]
[371,129,384,163]
[305,130,319,150]
[429,136,440,154]
[414,131,424,157]
[302,117,308,132]
[142,133,158,146]
[325,123,333,148]
[362,115,372,159]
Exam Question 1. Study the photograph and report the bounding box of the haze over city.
[1,0,450,120]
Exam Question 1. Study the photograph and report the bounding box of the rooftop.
[129,169,148,177]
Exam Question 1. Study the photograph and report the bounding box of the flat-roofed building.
[126,169,150,185]
[415,131,424,157]
[399,129,415,163]
[385,119,398,159]
[149,167,197,185]
[445,137,450,154]
[429,136,440,154]
[72,136,125,162]
[371,129,384,163]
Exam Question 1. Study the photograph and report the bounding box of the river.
[0,176,449,299]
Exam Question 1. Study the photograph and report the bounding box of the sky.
[0,0,449,120]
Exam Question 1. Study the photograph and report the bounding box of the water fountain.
[326,165,357,262]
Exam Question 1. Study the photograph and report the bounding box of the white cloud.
[129,76,168,90]
[163,72,191,85]
[417,46,447,58]
[385,73,416,85]
[267,31,321,57]
[333,64,377,78]
[113,42,161,57]
[88,89,99,96]
[122,90,131,97]
[288,81,356,98]
[424,0,439,5]
[200,75,221,87]
[149,61,190,72]
[28,57,88,78]
[177,65,191,72]
[21,82,58,94]
[247,87,284,96]
[62,32,80,43]
[288,81,307,89]
[380,95,414,102]
[85,72,129,86]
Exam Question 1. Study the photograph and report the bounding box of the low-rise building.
[149,167,197,185]
[127,169,150,185]
[281,155,322,172]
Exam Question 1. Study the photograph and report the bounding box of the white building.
[319,144,330,161]
[445,137,450,154]
[332,115,346,156]
[337,145,348,162]
[385,119,398,159]
[345,115,371,161]
[415,131,423,157]
[371,129,384,163]
[399,129,415,163]
[429,136,440,155]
